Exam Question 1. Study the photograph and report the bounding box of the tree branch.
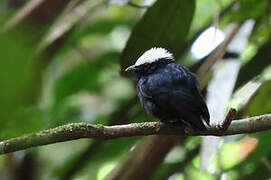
[0,114,271,155]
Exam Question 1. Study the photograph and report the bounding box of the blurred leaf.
[248,80,271,116]
[184,162,215,180]
[152,162,181,180]
[249,18,271,46]
[0,31,33,106]
[153,146,199,180]
[43,50,123,127]
[1,0,46,32]
[38,0,103,51]
[54,62,101,105]
[69,19,136,44]
[237,155,271,180]
[0,29,42,138]
[108,0,129,6]
[45,62,102,127]
[52,137,142,179]
[228,131,271,179]
[84,138,141,168]
[49,98,141,179]
[120,0,195,73]
[2,107,45,138]
[221,142,241,169]
[223,80,271,178]
[93,50,121,68]
[235,41,271,89]
[222,0,267,24]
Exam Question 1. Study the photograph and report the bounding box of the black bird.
[125,47,210,131]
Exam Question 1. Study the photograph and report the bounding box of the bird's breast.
[137,77,152,98]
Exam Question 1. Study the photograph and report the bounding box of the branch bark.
[0,114,271,155]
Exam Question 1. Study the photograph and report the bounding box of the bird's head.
[125,47,174,76]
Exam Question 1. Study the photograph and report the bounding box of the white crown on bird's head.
[135,47,174,66]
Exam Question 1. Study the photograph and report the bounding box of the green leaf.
[46,62,102,127]
[38,0,103,51]
[2,107,45,138]
[235,41,271,89]
[0,29,42,138]
[222,0,267,24]
[54,62,101,105]
[120,0,195,73]
[249,18,271,46]
[69,19,136,44]
[52,137,141,179]
[248,80,271,116]
[227,131,271,179]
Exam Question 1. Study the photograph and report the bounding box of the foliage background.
[0,0,271,179]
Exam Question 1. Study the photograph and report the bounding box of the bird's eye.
[144,63,150,68]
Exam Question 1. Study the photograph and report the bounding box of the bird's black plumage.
[126,48,210,131]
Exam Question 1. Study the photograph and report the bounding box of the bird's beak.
[125,65,137,72]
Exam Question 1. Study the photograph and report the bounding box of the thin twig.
[0,114,271,155]
[220,108,237,131]
[1,0,45,33]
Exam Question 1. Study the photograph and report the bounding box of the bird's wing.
[170,64,209,124]
[145,64,209,125]
[151,86,201,113]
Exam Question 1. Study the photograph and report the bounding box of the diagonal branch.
[1,0,45,32]
[197,23,242,83]
[0,114,271,155]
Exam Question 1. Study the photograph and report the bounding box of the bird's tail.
[188,115,207,131]
[200,98,210,126]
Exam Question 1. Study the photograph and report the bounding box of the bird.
[125,47,210,131]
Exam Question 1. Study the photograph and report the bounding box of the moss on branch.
[0,114,271,155]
